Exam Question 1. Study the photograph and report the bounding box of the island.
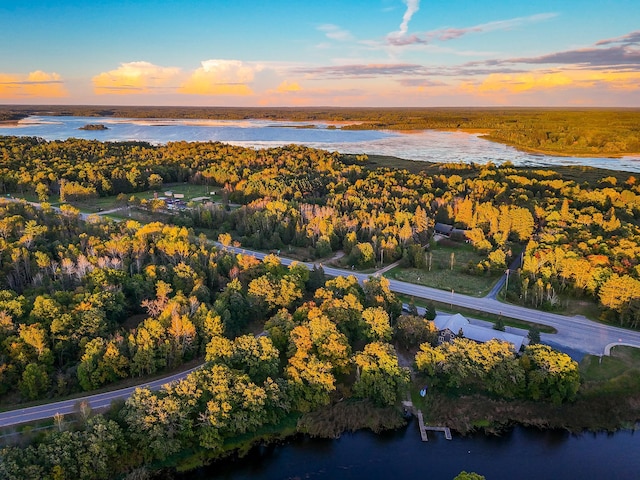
[78,123,109,131]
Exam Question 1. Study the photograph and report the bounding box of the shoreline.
[477,133,640,159]
[167,395,640,477]
[3,112,640,159]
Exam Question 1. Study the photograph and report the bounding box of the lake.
[181,422,640,480]
[2,115,640,173]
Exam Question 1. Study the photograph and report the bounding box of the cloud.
[397,0,420,37]
[296,63,424,78]
[596,30,640,46]
[0,71,67,98]
[462,69,640,94]
[508,45,640,68]
[180,59,262,96]
[275,81,302,93]
[468,72,573,93]
[317,24,353,41]
[93,62,180,94]
[460,30,640,74]
[397,78,447,87]
[387,12,557,46]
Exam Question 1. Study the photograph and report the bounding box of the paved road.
[0,366,201,429]
[2,215,639,428]
[485,253,523,300]
[223,244,640,356]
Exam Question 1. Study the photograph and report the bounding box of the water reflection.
[179,422,640,480]
[2,116,639,173]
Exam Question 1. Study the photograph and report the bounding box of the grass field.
[72,183,222,213]
[580,346,640,384]
[10,183,223,214]
[389,241,499,297]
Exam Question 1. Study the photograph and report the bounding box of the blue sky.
[1,0,639,106]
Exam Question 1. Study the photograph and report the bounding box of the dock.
[417,410,452,441]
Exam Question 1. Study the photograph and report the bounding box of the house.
[434,223,454,236]
[450,228,469,241]
[434,223,469,241]
[434,313,526,351]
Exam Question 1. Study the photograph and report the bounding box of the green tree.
[454,472,486,480]
[423,301,437,320]
[350,242,375,268]
[522,344,580,404]
[19,363,50,400]
[361,307,393,342]
[527,326,541,344]
[122,387,192,461]
[229,335,281,383]
[353,342,410,407]
[395,315,437,348]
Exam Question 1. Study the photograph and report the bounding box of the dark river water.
[180,422,640,480]
[2,115,640,173]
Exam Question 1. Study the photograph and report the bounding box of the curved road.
[222,244,640,357]
[2,235,639,428]
[0,366,201,429]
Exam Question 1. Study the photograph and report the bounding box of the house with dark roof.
[434,223,454,236]
[433,313,526,351]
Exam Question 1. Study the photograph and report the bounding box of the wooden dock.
[417,410,452,441]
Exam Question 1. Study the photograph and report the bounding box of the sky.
[1,0,640,107]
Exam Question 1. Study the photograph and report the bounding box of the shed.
[434,223,454,236]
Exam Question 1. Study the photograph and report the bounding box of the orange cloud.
[180,60,261,96]
[579,71,640,91]
[93,61,181,95]
[463,69,640,94]
[470,72,573,93]
[275,81,302,93]
[0,71,67,98]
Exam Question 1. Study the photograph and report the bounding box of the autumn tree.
[353,342,410,407]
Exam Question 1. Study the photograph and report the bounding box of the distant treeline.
[2,105,640,156]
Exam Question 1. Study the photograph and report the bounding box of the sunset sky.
[1,0,639,106]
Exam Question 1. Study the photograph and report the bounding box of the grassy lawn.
[10,183,223,214]
[580,346,640,403]
[557,297,602,320]
[498,289,603,322]
[389,241,500,297]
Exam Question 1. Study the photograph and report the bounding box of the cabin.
[434,222,454,236]
[434,223,469,241]
[433,313,526,351]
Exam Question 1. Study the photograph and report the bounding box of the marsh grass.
[297,399,406,438]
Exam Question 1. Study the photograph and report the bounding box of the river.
[2,115,640,173]
[180,422,640,480]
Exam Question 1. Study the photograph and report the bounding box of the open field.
[389,241,500,297]
[581,346,640,385]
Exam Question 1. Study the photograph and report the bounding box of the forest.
[0,134,636,478]
[2,105,640,156]
[0,200,579,479]
[1,136,639,326]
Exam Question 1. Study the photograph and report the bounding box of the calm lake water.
[181,422,640,480]
[2,115,640,173]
